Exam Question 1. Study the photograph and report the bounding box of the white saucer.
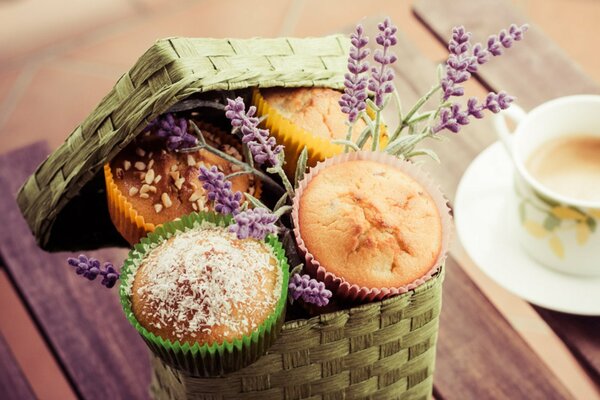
[454,141,600,316]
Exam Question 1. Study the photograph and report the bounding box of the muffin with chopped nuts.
[120,212,289,376]
[105,120,259,245]
[253,87,385,176]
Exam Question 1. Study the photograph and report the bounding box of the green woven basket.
[16,35,350,251]
[150,267,444,400]
[16,35,444,399]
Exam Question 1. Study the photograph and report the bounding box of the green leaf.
[244,193,269,210]
[294,147,308,189]
[586,217,597,233]
[355,125,373,149]
[518,201,526,223]
[290,264,304,276]
[407,148,440,163]
[277,150,286,167]
[543,214,561,231]
[242,143,254,168]
[331,139,360,151]
[385,134,424,155]
[274,192,289,211]
[273,205,292,217]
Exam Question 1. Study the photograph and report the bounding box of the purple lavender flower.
[67,255,120,288]
[229,208,278,240]
[434,91,514,133]
[288,274,332,307]
[441,24,528,101]
[147,113,197,151]
[198,166,242,215]
[339,24,370,122]
[368,18,398,108]
[225,98,283,167]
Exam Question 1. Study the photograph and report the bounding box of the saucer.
[454,141,600,316]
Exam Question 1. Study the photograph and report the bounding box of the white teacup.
[494,95,600,276]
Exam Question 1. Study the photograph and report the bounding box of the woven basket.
[16,35,350,251]
[16,35,445,399]
[148,267,444,400]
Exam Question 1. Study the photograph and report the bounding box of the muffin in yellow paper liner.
[253,88,387,177]
[291,150,452,302]
[104,122,262,245]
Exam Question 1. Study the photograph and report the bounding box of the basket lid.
[16,35,349,251]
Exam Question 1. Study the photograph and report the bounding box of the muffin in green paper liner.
[119,211,289,377]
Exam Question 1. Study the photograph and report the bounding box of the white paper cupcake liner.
[291,150,452,302]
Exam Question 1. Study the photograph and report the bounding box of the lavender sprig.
[441,24,528,101]
[66,255,120,289]
[225,97,295,199]
[433,91,514,133]
[198,166,243,215]
[229,208,278,240]
[368,18,398,108]
[225,98,283,167]
[340,24,370,123]
[288,274,332,307]
[147,113,198,151]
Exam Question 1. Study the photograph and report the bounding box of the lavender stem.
[184,122,284,196]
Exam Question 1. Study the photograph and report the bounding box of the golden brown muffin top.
[130,225,282,345]
[261,87,366,140]
[110,125,255,226]
[298,160,442,289]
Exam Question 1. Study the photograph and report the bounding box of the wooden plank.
[436,258,572,399]
[365,22,572,399]
[413,0,600,111]
[0,142,151,400]
[535,309,600,383]
[0,268,77,400]
[413,0,600,385]
[0,333,35,400]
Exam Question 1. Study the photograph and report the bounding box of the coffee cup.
[493,95,600,276]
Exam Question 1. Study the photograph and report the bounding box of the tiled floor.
[1,1,599,399]
[1,0,599,155]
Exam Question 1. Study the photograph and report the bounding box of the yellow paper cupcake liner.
[104,122,262,245]
[253,88,388,177]
[105,164,154,245]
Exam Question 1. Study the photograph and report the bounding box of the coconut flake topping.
[133,225,281,341]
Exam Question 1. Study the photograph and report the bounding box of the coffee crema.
[526,135,600,202]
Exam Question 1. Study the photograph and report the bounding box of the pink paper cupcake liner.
[291,151,453,302]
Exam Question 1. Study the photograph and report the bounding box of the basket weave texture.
[149,268,444,400]
[16,35,349,251]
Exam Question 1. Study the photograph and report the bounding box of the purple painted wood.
[0,142,151,400]
[0,333,35,400]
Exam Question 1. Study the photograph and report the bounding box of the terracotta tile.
[0,0,135,65]
[0,61,116,155]
[288,0,447,61]
[0,67,21,104]
[0,270,76,400]
[65,0,293,71]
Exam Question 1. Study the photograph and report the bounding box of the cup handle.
[493,104,527,155]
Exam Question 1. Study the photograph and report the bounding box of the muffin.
[120,212,289,375]
[254,87,384,176]
[132,225,281,345]
[105,121,259,244]
[292,152,449,301]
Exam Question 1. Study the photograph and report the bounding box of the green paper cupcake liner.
[119,211,290,377]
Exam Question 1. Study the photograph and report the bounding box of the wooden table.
[0,1,599,399]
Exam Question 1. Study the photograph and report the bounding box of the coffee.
[526,135,600,202]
